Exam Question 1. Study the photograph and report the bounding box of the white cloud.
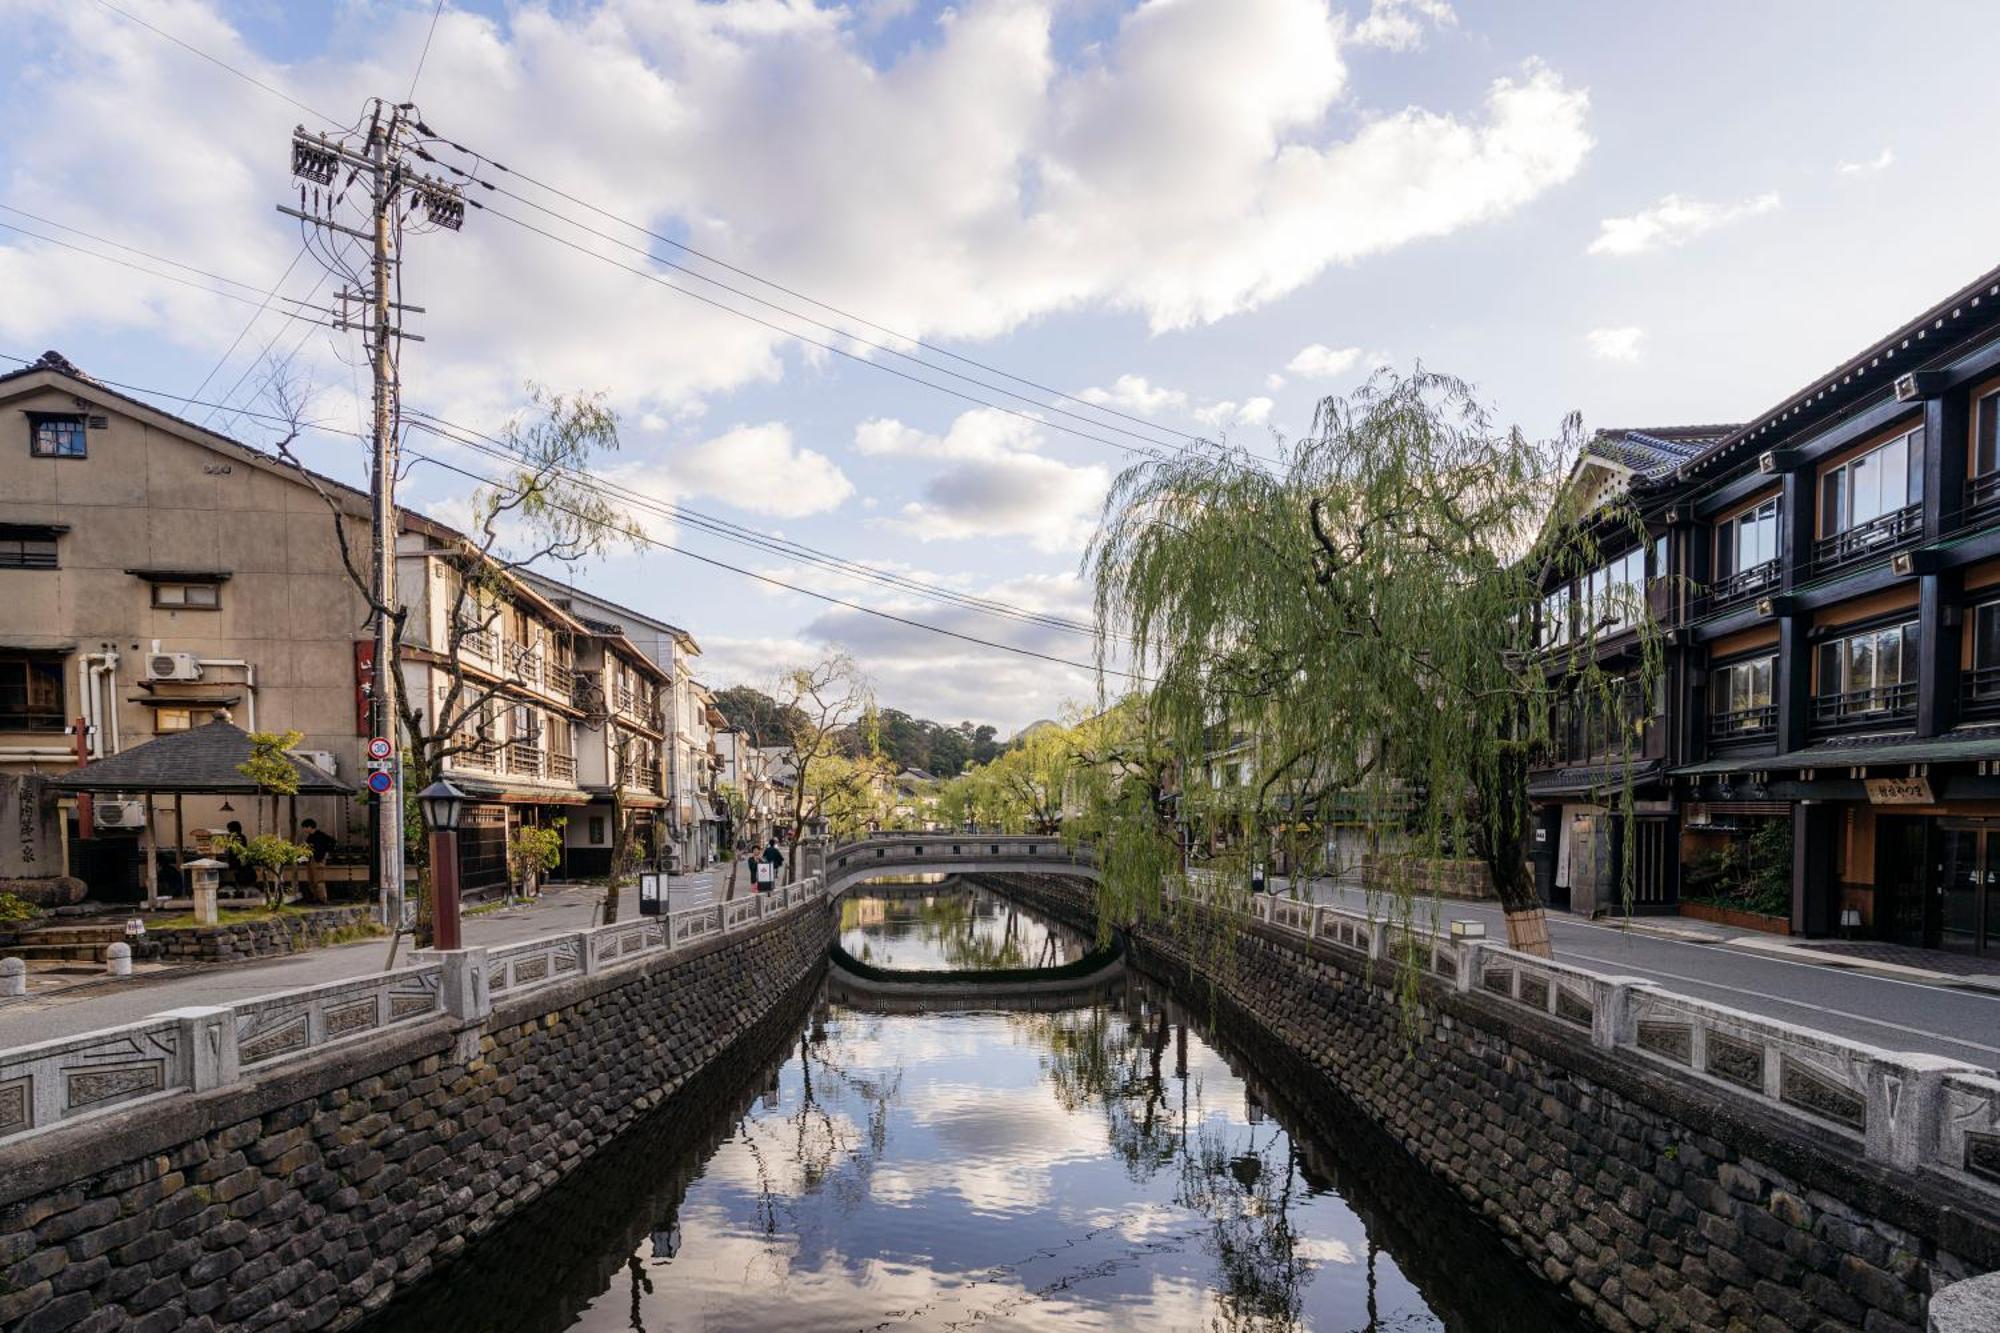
[1838,147,1895,175]
[644,422,853,518]
[1350,0,1456,52]
[853,408,1110,552]
[1586,326,1644,362]
[1588,191,1780,256]
[0,1,1592,422]
[1284,343,1363,378]
[1077,374,1187,415]
[1195,396,1275,428]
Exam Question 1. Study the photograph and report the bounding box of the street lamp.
[419,779,467,950]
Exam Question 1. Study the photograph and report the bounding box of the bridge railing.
[824,834,1096,892]
[1158,871,2000,1204]
[0,875,827,1148]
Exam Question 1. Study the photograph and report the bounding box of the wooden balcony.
[547,751,577,783]
[1708,705,1776,746]
[1961,666,2000,725]
[1703,560,1779,614]
[1813,504,1921,575]
[1811,683,1916,735]
[505,740,544,778]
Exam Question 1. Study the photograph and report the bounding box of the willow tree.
[1088,369,1654,956]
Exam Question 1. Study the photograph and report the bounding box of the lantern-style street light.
[419,779,467,950]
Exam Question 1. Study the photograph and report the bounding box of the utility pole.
[281,98,466,932]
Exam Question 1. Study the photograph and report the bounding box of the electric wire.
[0,351,1132,680]
[0,219,340,325]
[88,0,335,124]
[188,243,311,405]
[404,412,1113,641]
[408,0,446,100]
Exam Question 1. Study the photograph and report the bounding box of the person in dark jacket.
[759,838,785,891]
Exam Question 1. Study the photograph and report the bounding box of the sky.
[4,0,2000,734]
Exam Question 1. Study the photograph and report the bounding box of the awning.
[1673,732,2000,777]
[1528,759,1664,799]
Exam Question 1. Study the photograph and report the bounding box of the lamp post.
[418,780,467,951]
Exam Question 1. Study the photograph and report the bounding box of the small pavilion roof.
[50,719,353,795]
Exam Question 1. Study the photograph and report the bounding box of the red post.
[430,828,462,951]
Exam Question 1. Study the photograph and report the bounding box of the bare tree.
[770,652,872,878]
[268,380,642,944]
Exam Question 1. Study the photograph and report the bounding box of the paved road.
[1288,878,2000,1071]
[0,872,737,1050]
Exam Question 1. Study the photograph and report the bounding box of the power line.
[442,176,1193,456]
[189,243,312,406]
[83,0,1280,473]
[88,0,335,124]
[408,0,446,100]
[478,202,1173,463]
[404,411,1112,641]
[0,351,1132,681]
[401,443,1135,681]
[0,218,339,324]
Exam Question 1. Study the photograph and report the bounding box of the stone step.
[4,941,114,962]
[11,925,128,946]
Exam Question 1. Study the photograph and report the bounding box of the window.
[1586,547,1646,633]
[1711,656,1775,734]
[0,524,60,570]
[1715,498,1779,581]
[151,582,220,609]
[0,654,66,731]
[1978,602,2000,673]
[1820,426,1923,537]
[1540,586,1571,649]
[588,816,606,844]
[156,707,198,733]
[27,413,86,458]
[1978,390,2000,478]
[1815,620,1918,713]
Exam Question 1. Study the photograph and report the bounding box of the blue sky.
[4,1,1999,731]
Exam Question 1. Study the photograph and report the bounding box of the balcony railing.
[1813,503,1922,574]
[1705,560,1779,612]
[458,739,500,772]
[548,660,576,696]
[1968,471,2000,525]
[505,741,544,778]
[546,751,577,783]
[455,621,497,660]
[1708,705,1777,745]
[1811,682,1916,735]
[1961,666,2000,724]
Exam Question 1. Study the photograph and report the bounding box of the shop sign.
[1863,777,1932,805]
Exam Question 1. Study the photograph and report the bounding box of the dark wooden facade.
[1528,263,2000,956]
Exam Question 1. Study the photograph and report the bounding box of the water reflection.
[368,978,1580,1332]
[839,880,1090,971]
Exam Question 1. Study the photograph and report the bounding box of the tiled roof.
[1586,426,1739,482]
[49,720,353,794]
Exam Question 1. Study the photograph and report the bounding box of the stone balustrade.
[1163,870,2000,1207]
[0,874,826,1147]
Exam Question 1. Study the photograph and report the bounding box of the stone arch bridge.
[815,832,1098,900]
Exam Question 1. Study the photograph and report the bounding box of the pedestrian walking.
[759,837,785,892]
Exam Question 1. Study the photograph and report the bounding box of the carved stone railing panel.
[488,933,586,995]
[1938,1072,2000,1199]
[232,967,444,1068]
[0,1017,188,1143]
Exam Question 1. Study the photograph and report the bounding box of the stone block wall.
[0,900,832,1333]
[133,907,378,964]
[988,873,2000,1333]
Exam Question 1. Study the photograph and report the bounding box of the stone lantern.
[184,857,227,926]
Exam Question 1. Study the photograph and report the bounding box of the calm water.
[838,879,1091,970]
[369,891,1581,1332]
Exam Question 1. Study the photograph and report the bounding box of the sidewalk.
[0,870,746,1050]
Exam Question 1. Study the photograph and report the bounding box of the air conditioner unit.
[145,652,203,682]
[291,750,338,778]
[94,799,147,829]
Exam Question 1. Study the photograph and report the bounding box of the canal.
[367,883,1582,1332]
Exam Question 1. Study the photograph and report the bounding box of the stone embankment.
[132,907,380,964]
[0,891,832,1332]
[984,873,2000,1333]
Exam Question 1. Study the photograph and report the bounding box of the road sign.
[367,770,394,795]
[367,737,392,761]
[366,758,393,771]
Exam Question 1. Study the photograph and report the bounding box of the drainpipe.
[196,660,257,733]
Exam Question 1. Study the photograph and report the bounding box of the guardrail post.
[1365,918,1392,961]
[414,948,492,1024]
[1590,977,1655,1052]
[1453,941,1482,993]
[576,929,601,975]
[154,1006,239,1092]
[1864,1052,1963,1168]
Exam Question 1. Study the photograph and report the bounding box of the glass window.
[0,654,66,730]
[1717,499,1778,578]
[1820,426,1923,535]
[152,582,220,609]
[1714,656,1776,724]
[1977,391,2000,477]
[1977,602,2000,670]
[156,707,197,733]
[0,527,59,569]
[28,414,86,458]
[1818,620,1919,706]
